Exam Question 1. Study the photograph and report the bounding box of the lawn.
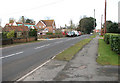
[97,39,120,65]
[54,38,92,61]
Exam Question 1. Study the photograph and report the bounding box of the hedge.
[110,34,120,54]
[104,33,120,54]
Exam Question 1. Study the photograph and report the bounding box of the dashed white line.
[34,44,50,49]
[0,51,24,59]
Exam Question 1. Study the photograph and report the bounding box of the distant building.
[36,20,56,34]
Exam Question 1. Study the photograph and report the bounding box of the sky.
[0,0,119,29]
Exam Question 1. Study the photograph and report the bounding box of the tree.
[107,22,118,33]
[69,19,76,30]
[9,18,15,23]
[7,30,14,38]
[78,17,96,34]
[26,19,34,23]
[103,21,119,33]
[18,16,26,23]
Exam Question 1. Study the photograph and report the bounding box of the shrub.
[2,32,8,39]
[104,33,111,44]
[7,30,14,38]
[104,33,120,54]
[110,34,120,54]
[29,29,37,37]
[46,32,53,35]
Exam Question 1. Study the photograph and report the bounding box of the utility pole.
[104,0,107,34]
[94,9,96,30]
[93,9,96,34]
[101,15,103,29]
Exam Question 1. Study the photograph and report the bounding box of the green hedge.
[104,33,112,44]
[104,33,120,54]
[110,34,120,54]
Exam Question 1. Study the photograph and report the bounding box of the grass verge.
[54,38,92,61]
[1,40,42,48]
[90,34,96,38]
[97,39,120,65]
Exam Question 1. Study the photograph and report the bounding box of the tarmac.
[23,36,119,81]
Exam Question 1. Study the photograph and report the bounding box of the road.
[2,35,91,81]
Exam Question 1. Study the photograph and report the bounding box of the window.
[39,26,41,28]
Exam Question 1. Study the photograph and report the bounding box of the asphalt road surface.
[2,35,91,81]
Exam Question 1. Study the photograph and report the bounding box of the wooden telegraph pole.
[104,0,107,34]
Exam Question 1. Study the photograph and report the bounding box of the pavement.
[23,36,119,81]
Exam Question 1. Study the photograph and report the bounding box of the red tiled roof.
[2,26,29,32]
[41,20,55,27]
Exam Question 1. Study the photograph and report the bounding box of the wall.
[2,37,36,45]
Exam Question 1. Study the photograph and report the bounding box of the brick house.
[36,20,56,35]
[2,25,29,38]
[5,22,37,29]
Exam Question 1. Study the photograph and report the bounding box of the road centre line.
[0,51,24,59]
[34,44,50,49]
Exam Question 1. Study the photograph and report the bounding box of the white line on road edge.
[0,51,24,59]
[16,59,51,82]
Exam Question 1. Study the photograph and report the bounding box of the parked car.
[73,31,79,36]
[66,31,75,37]
[78,31,81,36]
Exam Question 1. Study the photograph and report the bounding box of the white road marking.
[55,41,63,44]
[16,59,51,81]
[0,51,24,59]
[34,44,50,49]
[16,42,72,81]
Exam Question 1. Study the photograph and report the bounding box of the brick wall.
[2,37,36,45]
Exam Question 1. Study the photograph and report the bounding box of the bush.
[2,32,8,39]
[29,29,37,37]
[110,34,120,54]
[104,33,111,44]
[46,32,53,35]
[104,33,120,54]
[7,30,14,38]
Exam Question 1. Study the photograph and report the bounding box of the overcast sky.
[0,0,119,29]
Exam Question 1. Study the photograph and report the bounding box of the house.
[16,22,37,29]
[2,25,29,38]
[5,22,37,29]
[36,20,56,35]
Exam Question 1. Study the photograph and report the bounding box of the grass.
[90,34,96,38]
[1,40,42,48]
[54,38,92,61]
[97,39,120,65]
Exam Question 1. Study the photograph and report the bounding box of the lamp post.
[104,0,107,34]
